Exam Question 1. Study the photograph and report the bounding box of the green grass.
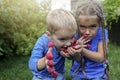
[108,43,120,80]
[0,56,32,80]
[0,43,120,80]
[65,59,72,80]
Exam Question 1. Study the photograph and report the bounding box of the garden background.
[0,0,120,80]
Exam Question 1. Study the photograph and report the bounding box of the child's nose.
[85,29,90,35]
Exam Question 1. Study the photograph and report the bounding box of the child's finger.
[45,59,49,67]
[79,36,84,40]
[68,47,83,55]
[73,44,83,49]
[76,40,83,45]
[74,48,83,53]
[83,39,90,44]
[73,44,86,50]
[67,47,75,56]
[60,51,70,57]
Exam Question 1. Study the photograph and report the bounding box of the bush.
[0,0,47,56]
[103,0,120,28]
[103,0,120,44]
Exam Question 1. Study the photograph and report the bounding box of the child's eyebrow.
[79,25,86,27]
[80,24,97,27]
[89,24,97,27]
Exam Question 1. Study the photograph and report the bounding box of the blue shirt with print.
[70,27,108,79]
[29,34,65,78]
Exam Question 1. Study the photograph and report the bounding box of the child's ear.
[46,31,52,39]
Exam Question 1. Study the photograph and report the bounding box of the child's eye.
[58,36,74,42]
[58,38,67,42]
[89,25,97,29]
[90,24,97,28]
[80,25,86,28]
[58,38,66,41]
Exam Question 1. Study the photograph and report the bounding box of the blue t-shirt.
[70,27,108,79]
[29,34,65,78]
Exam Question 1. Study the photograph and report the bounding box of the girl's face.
[78,15,99,40]
[48,28,76,50]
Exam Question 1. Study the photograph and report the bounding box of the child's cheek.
[55,43,64,50]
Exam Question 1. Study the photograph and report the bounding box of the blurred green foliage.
[0,0,50,56]
[103,0,120,28]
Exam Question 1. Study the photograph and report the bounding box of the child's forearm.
[82,48,105,63]
[37,57,46,70]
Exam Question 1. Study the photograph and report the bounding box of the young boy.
[28,9,77,80]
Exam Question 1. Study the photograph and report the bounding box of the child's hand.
[77,34,91,49]
[60,51,71,58]
[67,35,90,57]
[77,36,90,45]
[67,44,84,56]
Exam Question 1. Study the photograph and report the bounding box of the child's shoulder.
[96,27,108,41]
[97,27,108,33]
[37,34,50,44]
[96,27,108,36]
[38,34,49,40]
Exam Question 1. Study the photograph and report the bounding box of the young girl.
[67,0,109,80]
[28,9,77,80]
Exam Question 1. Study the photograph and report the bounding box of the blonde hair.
[46,9,77,34]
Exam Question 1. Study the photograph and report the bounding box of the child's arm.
[82,42,107,63]
[82,29,108,63]
[37,57,47,70]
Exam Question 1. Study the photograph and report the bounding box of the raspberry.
[46,52,53,60]
[72,40,77,46]
[70,40,77,50]
[51,71,58,78]
[48,67,55,73]
[86,44,90,48]
[83,34,88,38]
[60,48,68,53]
[47,60,54,67]
[48,42,54,47]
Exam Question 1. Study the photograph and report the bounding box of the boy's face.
[78,15,99,40]
[48,28,76,50]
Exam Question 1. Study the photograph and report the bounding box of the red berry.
[60,48,68,53]
[46,52,53,60]
[48,42,54,47]
[83,34,88,38]
[86,44,90,48]
[47,60,54,67]
[48,67,55,73]
[51,71,58,78]
[72,40,77,46]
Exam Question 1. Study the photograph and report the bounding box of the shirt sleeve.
[28,37,46,73]
[98,28,108,42]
